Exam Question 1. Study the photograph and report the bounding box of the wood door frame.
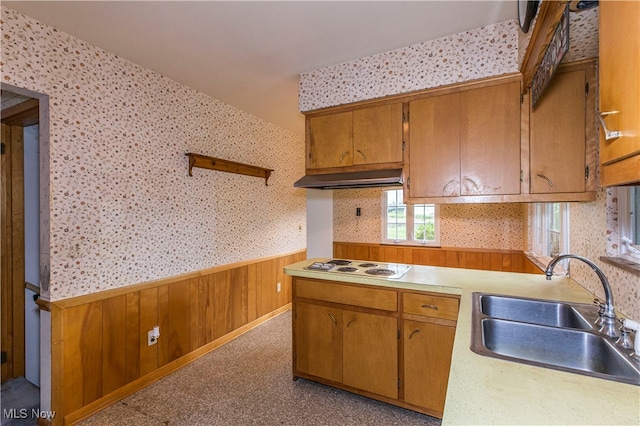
[1,121,26,382]
[1,90,41,383]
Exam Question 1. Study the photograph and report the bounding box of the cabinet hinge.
[402,141,405,152]
[520,170,523,182]
[397,329,400,339]
[1,142,5,155]
[585,82,589,96]
[1,351,6,364]
[520,93,524,105]
[585,166,590,180]
[407,177,410,189]
[398,378,401,389]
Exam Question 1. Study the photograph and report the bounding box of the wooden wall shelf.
[186,153,274,186]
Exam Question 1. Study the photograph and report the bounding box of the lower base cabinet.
[295,301,343,382]
[343,311,398,399]
[403,319,456,413]
[293,277,459,419]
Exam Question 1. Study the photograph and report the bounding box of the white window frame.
[532,202,570,259]
[381,189,440,246]
[618,186,640,263]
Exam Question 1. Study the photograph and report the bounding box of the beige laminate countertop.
[285,258,640,426]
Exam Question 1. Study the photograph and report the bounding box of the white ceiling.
[4,1,516,135]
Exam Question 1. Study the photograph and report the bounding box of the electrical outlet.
[148,326,160,346]
[148,330,156,346]
[276,282,281,293]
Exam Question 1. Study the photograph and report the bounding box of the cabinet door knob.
[536,173,553,187]
[327,313,338,325]
[338,150,351,162]
[409,329,421,340]
[596,110,622,141]
[421,304,439,311]
[356,150,367,160]
[346,319,356,328]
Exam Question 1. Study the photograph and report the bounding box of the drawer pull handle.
[442,179,457,195]
[421,304,439,311]
[327,313,337,325]
[596,110,622,141]
[346,319,356,328]
[356,149,367,160]
[409,329,421,340]
[463,177,480,192]
[536,173,553,187]
[338,150,351,162]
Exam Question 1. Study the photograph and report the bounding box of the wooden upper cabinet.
[599,1,640,186]
[408,93,461,198]
[306,103,404,171]
[530,63,593,194]
[307,111,353,169]
[460,81,521,196]
[408,77,521,200]
[353,103,404,165]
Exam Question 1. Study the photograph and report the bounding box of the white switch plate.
[276,282,281,292]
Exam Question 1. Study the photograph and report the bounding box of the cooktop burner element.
[327,259,352,266]
[303,259,411,279]
[304,262,334,271]
[364,268,396,276]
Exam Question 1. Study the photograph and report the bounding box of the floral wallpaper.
[303,8,599,113]
[563,7,599,63]
[334,189,524,250]
[570,190,639,320]
[1,7,306,300]
[299,20,520,112]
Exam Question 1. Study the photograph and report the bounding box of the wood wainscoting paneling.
[333,242,542,274]
[50,249,306,425]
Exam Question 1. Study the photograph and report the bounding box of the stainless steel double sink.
[470,293,640,386]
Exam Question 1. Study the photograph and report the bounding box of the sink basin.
[477,294,596,330]
[471,293,640,386]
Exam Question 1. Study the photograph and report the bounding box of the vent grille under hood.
[294,169,403,190]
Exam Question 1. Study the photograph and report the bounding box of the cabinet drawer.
[295,278,397,312]
[403,293,459,321]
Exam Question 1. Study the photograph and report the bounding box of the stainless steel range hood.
[294,168,403,190]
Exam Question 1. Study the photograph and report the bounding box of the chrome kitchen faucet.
[545,254,619,339]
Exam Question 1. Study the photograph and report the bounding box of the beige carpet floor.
[80,310,441,426]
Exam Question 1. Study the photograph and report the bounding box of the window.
[382,189,439,245]
[619,186,640,263]
[532,202,569,258]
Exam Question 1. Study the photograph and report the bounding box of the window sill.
[523,253,573,275]
[599,256,640,276]
[381,241,441,248]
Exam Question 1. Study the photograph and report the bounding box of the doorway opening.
[1,86,49,422]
